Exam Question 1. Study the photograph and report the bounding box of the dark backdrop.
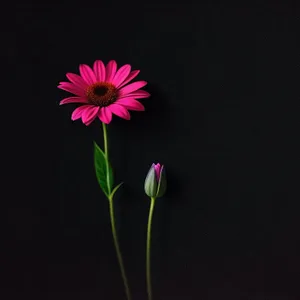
[5,1,299,299]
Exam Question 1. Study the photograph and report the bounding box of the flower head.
[144,163,166,198]
[58,60,150,125]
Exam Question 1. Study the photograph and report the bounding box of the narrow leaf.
[110,182,124,200]
[94,141,113,197]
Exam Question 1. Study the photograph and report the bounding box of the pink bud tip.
[153,163,162,181]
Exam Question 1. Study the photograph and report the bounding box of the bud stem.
[146,197,156,300]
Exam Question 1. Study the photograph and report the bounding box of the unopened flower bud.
[144,163,166,198]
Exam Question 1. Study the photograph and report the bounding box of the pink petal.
[66,73,88,90]
[112,64,131,87]
[79,64,97,85]
[93,60,106,82]
[71,105,94,120]
[82,106,99,126]
[115,98,145,111]
[108,104,131,120]
[118,90,151,99]
[154,163,161,181]
[117,70,140,89]
[59,97,88,105]
[118,81,148,97]
[105,60,117,82]
[58,82,86,97]
[98,107,112,124]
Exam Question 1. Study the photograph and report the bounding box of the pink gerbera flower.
[58,60,150,125]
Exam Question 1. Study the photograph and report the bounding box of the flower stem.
[102,122,131,300]
[146,197,156,300]
[102,123,111,195]
[108,196,132,300]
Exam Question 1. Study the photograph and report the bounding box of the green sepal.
[144,166,157,197]
[156,165,166,198]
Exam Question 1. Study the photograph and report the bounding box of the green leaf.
[94,141,113,197]
[110,182,124,200]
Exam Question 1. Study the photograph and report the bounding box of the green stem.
[108,196,132,300]
[102,122,131,300]
[146,197,156,300]
[102,123,111,195]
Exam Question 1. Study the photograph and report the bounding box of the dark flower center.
[86,82,118,107]
[94,86,108,96]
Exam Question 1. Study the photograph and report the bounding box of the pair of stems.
[102,123,156,300]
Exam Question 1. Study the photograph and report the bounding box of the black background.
[4,0,299,299]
